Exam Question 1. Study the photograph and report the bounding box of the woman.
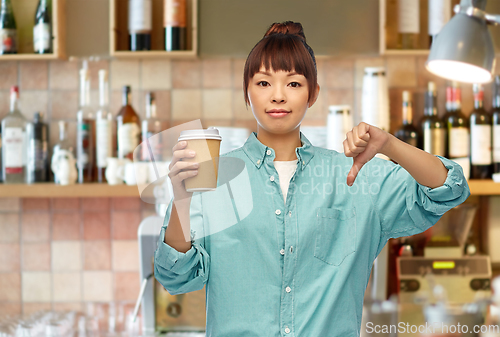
[154,21,470,336]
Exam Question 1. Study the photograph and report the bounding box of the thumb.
[347,152,371,186]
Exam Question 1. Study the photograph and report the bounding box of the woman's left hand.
[343,122,390,186]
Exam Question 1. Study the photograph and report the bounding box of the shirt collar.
[242,131,315,170]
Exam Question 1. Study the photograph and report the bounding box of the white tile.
[112,241,139,271]
[171,89,202,120]
[52,272,82,302]
[52,241,82,271]
[202,90,232,120]
[22,272,51,302]
[141,59,172,90]
[110,60,140,91]
[83,271,113,302]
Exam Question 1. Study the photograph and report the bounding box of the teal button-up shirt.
[154,131,470,337]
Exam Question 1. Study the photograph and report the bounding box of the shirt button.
[266,149,272,155]
[257,160,261,165]
[270,176,275,182]
[280,249,285,255]
[302,161,305,165]
[285,327,291,334]
[288,211,292,217]
[285,286,291,293]
[275,209,281,215]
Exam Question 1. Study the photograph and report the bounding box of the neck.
[256,127,301,161]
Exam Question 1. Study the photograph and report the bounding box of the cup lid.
[178,127,223,141]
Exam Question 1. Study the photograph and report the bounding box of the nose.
[271,86,286,103]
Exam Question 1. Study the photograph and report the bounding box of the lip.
[266,109,291,118]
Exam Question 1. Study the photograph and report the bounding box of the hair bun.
[264,21,306,41]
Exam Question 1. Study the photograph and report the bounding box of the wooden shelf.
[0,183,140,198]
[468,180,500,196]
[110,0,198,59]
[0,0,66,61]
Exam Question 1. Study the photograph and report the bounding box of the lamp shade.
[425,12,495,84]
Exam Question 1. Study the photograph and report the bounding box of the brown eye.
[257,81,270,87]
[289,82,301,88]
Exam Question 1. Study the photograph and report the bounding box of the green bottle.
[34,0,52,54]
[0,0,17,54]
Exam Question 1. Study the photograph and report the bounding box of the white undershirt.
[273,159,299,204]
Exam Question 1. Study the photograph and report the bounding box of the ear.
[308,84,320,108]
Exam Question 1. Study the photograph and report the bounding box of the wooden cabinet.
[109,0,198,59]
[0,0,66,61]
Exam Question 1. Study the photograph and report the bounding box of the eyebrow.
[256,71,301,77]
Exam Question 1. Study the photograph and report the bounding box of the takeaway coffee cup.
[178,127,222,192]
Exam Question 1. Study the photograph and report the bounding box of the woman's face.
[247,66,318,135]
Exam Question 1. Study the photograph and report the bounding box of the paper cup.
[178,127,222,192]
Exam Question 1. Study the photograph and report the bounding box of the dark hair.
[243,21,318,105]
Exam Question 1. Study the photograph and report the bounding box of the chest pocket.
[314,207,356,266]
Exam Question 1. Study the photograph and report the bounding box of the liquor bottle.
[470,84,492,179]
[52,121,74,184]
[397,0,419,49]
[395,91,419,147]
[96,69,113,183]
[421,82,445,156]
[164,0,186,51]
[129,0,152,51]
[442,81,457,157]
[444,82,470,178]
[26,112,48,183]
[33,0,51,54]
[1,86,27,183]
[116,86,141,160]
[141,92,163,162]
[492,75,500,174]
[428,0,451,47]
[0,0,17,54]
[76,63,96,183]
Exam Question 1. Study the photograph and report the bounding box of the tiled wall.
[0,54,495,316]
[0,197,156,316]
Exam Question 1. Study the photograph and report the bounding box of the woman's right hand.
[168,141,199,202]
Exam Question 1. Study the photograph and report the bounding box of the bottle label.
[129,0,152,33]
[424,128,445,157]
[33,23,50,52]
[398,0,420,34]
[449,127,469,158]
[428,0,451,36]
[164,0,186,27]
[77,121,92,168]
[494,125,500,163]
[470,124,492,165]
[96,118,112,168]
[3,127,24,173]
[118,123,140,158]
[0,29,16,53]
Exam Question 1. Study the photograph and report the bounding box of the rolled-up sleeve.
[363,155,470,255]
[154,193,210,295]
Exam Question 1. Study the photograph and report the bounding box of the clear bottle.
[1,86,27,183]
[141,92,163,161]
[116,86,141,160]
[96,69,113,183]
[26,112,48,183]
[397,0,420,49]
[0,0,17,54]
[33,0,52,54]
[470,84,492,179]
[421,81,445,156]
[52,121,74,184]
[76,61,96,183]
[395,90,419,147]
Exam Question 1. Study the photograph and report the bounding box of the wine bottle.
[421,82,445,156]
[444,82,470,178]
[395,91,419,147]
[116,86,141,160]
[76,63,96,183]
[33,0,52,54]
[141,92,163,162]
[52,121,74,184]
[470,84,492,179]
[129,0,152,51]
[96,69,113,183]
[164,0,186,51]
[397,0,420,49]
[1,86,27,183]
[0,0,17,54]
[26,112,48,183]
[492,76,500,174]
[428,0,451,47]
